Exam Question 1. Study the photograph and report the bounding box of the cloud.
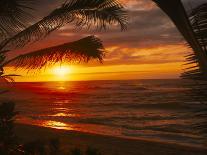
[102,44,188,66]
[9,0,203,68]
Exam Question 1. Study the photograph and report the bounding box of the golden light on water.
[42,120,73,130]
[16,118,75,130]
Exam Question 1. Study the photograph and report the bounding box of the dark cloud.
[57,7,184,48]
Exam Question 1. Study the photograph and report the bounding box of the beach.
[15,123,207,155]
[1,80,205,147]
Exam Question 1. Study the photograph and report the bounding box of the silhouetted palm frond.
[152,0,207,81]
[0,0,127,50]
[186,3,207,137]
[0,74,19,89]
[0,75,16,94]
[0,0,35,39]
[2,36,104,70]
[182,3,207,80]
[0,76,15,83]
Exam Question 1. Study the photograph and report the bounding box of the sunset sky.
[5,0,206,82]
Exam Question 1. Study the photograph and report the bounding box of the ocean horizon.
[1,79,206,148]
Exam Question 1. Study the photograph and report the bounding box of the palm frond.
[65,0,128,30]
[2,36,105,70]
[0,0,127,50]
[182,3,207,80]
[0,73,20,94]
[152,0,207,80]
[1,76,15,83]
[153,1,207,136]
[0,0,35,40]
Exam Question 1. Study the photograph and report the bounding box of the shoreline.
[14,123,207,155]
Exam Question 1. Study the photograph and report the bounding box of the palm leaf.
[0,0,127,50]
[1,76,15,83]
[183,3,207,80]
[152,0,207,80]
[185,3,207,137]
[1,36,104,70]
[0,74,18,93]
[0,0,35,40]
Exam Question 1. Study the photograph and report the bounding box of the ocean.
[0,79,207,147]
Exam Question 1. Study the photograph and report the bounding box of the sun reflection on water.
[58,86,66,90]
[52,112,76,117]
[42,120,73,130]
[16,118,75,130]
[56,81,67,91]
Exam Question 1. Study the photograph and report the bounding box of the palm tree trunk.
[152,0,207,79]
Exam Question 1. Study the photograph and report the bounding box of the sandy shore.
[14,124,207,155]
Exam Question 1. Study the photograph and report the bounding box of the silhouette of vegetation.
[186,2,207,80]
[0,102,18,154]
[49,138,60,155]
[0,0,34,39]
[70,147,102,155]
[187,2,207,138]
[0,0,127,84]
[152,0,207,80]
[71,148,83,155]
[152,0,207,140]
[0,1,127,154]
[86,147,101,155]
[23,140,46,155]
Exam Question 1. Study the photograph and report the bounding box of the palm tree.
[152,0,207,137]
[152,0,207,81]
[0,0,127,87]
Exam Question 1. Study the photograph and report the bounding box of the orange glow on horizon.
[52,66,72,76]
[48,65,73,81]
[5,62,183,82]
[4,44,189,82]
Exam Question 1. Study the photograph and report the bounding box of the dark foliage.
[86,147,101,155]
[0,0,35,39]
[71,148,83,155]
[0,0,127,82]
[2,36,105,71]
[70,147,102,155]
[49,138,60,155]
[152,0,207,80]
[23,140,46,155]
[0,0,127,50]
[0,102,18,154]
[182,3,207,80]
[152,0,207,142]
[187,2,207,139]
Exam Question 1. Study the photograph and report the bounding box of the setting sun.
[52,66,71,76]
[49,65,73,81]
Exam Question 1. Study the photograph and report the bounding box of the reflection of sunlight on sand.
[42,120,74,130]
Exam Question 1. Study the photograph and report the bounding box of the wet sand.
[14,123,207,155]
